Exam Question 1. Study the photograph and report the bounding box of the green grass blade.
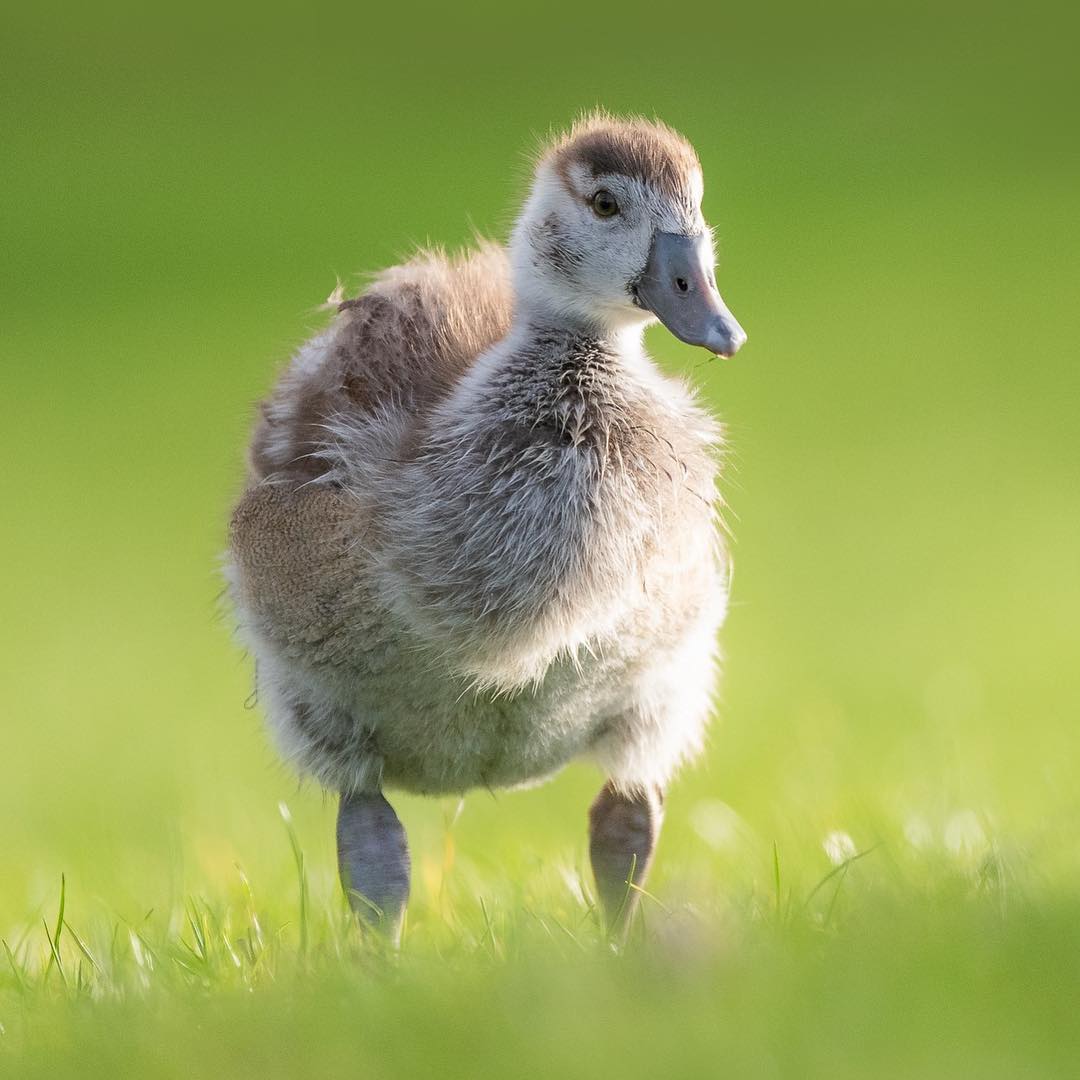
[279,803,309,959]
[3,938,27,994]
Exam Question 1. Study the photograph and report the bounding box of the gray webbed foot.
[588,781,664,941]
[337,790,411,946]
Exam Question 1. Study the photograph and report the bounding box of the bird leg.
[588,781,664,940]
[336,790,411,946]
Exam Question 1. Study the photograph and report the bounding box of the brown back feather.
[248,241,514,484]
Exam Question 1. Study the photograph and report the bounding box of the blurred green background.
[2,0,1079,1075]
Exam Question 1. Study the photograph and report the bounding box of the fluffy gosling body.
[228,114,746,941]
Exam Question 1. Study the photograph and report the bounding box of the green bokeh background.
[2,0,1078,1073]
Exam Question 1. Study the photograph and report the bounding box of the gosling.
[228,113,747,943]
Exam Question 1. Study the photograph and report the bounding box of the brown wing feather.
[229,484,367,663]
[248,241,513,484]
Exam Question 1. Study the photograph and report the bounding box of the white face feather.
[509,159,707,333]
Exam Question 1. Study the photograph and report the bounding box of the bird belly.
[338,649,628,796]
[230,482,726,796]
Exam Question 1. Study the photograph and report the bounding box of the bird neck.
[519,314,645,356]
[430,301,658,447]
[499,298,649,377]
[508,273,651,353]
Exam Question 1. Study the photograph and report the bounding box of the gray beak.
[633,231,747,357]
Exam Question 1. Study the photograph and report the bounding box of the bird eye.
[591,190,619,218]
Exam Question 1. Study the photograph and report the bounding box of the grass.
[4,815,1080,1078]
[3,0,1079,1075]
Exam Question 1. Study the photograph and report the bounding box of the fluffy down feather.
[229,121,731,797]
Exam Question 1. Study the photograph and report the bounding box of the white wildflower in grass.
[904,816,934,850]
[689,800,744,852]
[823,831,858,866]
[944,810,989,860]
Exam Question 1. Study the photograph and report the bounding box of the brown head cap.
[543,112,702,209]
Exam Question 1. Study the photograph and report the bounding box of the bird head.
[510,113,746,357]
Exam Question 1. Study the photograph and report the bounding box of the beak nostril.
[675,277,689,293]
